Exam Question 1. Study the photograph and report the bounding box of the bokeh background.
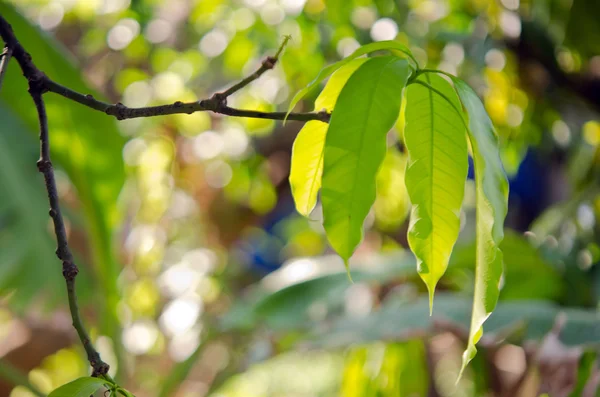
[0,0,599,396]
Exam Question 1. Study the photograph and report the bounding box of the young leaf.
[404,74,468,312]
[289,59,367,216]
[286,41,416,117]
[48,377,110,397]
[321,56,412,266]
[451,77,509,376]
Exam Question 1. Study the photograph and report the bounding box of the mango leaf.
[451,77,509,376]
[321,56,411,266]
[290,59,367,216]
[286,41,417,117]
[0,4,125,341]
[48,377,111,397]
[404,74,468,311]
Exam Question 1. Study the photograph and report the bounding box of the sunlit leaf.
[289,59,367,216]
[451,77,509,376]
[286,41,416,118]
[404,74,468,311]
[321,56,412,266]
[48,377,111,397]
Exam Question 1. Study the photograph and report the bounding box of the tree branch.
[43,78,330,122]
[0,8,329,388]
[0,14,110,379]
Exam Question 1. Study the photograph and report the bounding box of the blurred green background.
[0,0,599,395]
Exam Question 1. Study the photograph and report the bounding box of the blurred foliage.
[0,0,599,395]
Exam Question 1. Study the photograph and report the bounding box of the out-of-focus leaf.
[221,253,416,331]
[452,77,509,375]
[0,105,61,310]
[48,377,111,397]
[323,0,352,24]
[449,230,563,301]
[374,148,411,231]
[290,59,367,216]
[286,41,416,117]
[569,351,597,397]
[322,57,411,265]
[565,0,600,58]
[0,4,125,339]
[342,341,428,397]
[312,294,600,349]
[404,74,468,311]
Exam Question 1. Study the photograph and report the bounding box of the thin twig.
[0,46,12,91]
[0,14,110,378]
[213,35,291,101]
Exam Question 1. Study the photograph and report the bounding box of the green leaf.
[286,41,416,117]
[48,377,110,397]
[0,3,125,349]
[404,74,468,312]
[290,59,367,216]
[451,77,509,376]
[321,56,412,265]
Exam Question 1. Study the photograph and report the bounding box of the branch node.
[91,362,110,377]
[62,262,79,280]
[36,159,52,172]
[263,56,277,69]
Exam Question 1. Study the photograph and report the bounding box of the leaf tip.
[428,286,435,316]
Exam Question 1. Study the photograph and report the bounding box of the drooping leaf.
[404,74,468,311]
[48,377,111,397]
[286,41,416,117]
[451,77,509,376]
[0,4,125,343]
[321,56,412,265]
[290,59,367,216]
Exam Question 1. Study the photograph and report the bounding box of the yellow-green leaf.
[404,74,468,312]
[321,56,412,265]
[290,121,328,216]
[286,41,416,118]
[289,59,367,216]
[451,77,509,376]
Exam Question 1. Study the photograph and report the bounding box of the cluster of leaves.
[287,41,508,372]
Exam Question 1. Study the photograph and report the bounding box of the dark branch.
[0,13,110,379]
[44,78,330,122]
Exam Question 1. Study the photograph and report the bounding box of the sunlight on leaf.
[290,59,367,216]
[286,41,416,119]
[451,77,509,377]
[404,74,468,313]
[321,56,411,268]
